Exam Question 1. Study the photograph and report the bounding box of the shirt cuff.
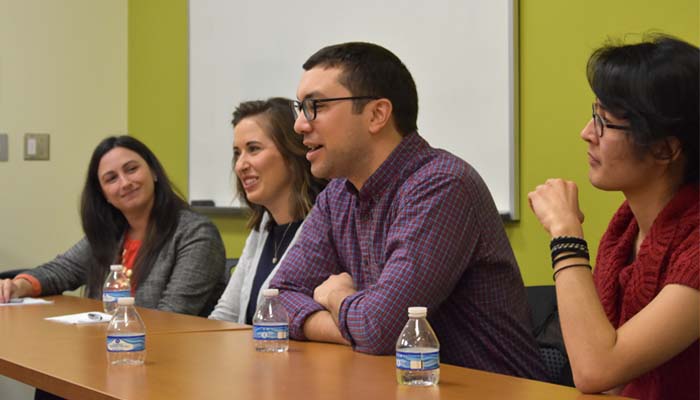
[337,291,363,346]
[289,300,325,341]
[14,274,41,297]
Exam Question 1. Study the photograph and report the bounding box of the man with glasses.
[270,42,546,380]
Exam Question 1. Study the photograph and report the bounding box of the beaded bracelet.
[550,236,587,249]
[551,242,588,252]
[552,263,592,281]
[550,236,589,267]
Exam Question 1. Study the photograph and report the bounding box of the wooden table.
[0,295,247,341]
[0,296,629,399]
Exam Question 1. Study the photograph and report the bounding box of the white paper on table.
[45,311,113,325]
[0,297,53,306]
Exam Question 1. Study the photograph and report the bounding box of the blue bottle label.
[253,324,289,340]
[107,335,146,352]
[103,290,130,303]
[396,350,440,371]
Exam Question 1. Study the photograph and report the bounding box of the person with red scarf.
[529,34,699,400]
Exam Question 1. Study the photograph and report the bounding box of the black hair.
[81,135,188,296]
[303,42,418,136]
[587,34,699,183]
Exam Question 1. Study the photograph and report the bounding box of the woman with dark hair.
[528,35,698,399]
[209,97,326,324]
[0,135,226,316]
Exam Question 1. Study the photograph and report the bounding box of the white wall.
[0,0,126,397]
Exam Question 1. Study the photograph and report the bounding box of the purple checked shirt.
[271,133,546,380]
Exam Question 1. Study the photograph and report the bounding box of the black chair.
[0,269,29,280]
[197,258,239,317]
[225,258,239,277]
[526,285,574,387]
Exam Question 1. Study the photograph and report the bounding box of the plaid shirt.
[271,133,546,379]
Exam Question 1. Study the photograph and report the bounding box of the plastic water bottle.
[106,297,146,365]
[102,264,131,314]
[396,306,440,386]
[252,288,289,352]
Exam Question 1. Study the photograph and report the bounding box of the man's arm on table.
[327,174,476,354]
[270,189,350,345]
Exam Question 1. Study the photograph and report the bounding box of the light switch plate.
[24,133,50,161]
[0,133,7,161]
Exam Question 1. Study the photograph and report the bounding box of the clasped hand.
[313,272,356,311]
[528,178,585,237]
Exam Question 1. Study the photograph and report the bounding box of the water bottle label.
[103,290,130,303]
[396,350,440,371]
[253,324,289,340]
[107,335,146,352]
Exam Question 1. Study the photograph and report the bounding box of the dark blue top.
[245,219,302,324]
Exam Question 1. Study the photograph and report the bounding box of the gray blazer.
[25,209,226,316]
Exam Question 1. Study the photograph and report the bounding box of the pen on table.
[87,312,103,321]
[9,298,24,304]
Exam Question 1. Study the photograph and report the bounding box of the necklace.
[272,223,293,264]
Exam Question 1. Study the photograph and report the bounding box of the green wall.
[128,0,250,253]
[129,0,699,285]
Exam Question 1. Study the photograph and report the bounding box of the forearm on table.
[303,310,350,345]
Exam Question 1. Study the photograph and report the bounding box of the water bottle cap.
[408,306,427,317]
[262,288,279,297]
[110,264,124,271]
[117,297,135,305]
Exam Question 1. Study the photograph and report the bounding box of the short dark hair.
[81,135,189,296]
[587,34,699,184]
[303,42,418,137]
[232,97,327,230]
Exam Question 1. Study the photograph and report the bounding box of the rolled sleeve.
[270,192,341,340]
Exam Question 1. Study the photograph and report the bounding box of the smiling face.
[97,147,156,216]
[234,116,294,218]
[581,103,659,193]
[293,66,374,184]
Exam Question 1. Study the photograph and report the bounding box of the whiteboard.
[189,0,519,219]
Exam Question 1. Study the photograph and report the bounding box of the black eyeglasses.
[292,96,380,121]
[591,103,631,137]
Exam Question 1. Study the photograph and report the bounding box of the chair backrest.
[225,258,239,278]
[526,285,574,387]
[197,259,238,317]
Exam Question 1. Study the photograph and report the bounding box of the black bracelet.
[552,246,589,260]
[552,263,592,281]
[550,236,589,266]
[552,252,590,268]
[550,236,587,250]
[551,242,588,252]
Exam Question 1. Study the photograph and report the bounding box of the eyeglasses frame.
[591,103,632,137]
[292,96,380,121]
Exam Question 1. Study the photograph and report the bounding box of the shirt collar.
[343,132,426,201]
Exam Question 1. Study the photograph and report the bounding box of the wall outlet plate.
[24,133,50,161]
[0,133,7,161]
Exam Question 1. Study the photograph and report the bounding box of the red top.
[121,235,142,295]
[594,184,699,400]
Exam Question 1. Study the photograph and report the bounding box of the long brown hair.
[232,97,327,230]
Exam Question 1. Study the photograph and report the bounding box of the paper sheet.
[45,311,113,325]
[0,297,53,306]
